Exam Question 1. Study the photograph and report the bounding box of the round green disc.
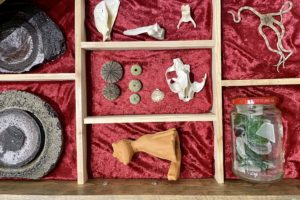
[129,80,142,92]
[130,64,142,76]
[130,94,141,105]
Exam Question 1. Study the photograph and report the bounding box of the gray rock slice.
[0,90,63,179]
[0,108,42,168]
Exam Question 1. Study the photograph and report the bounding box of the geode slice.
[0,108,42,168]
[0,90,63,179]
[0,1,66,73]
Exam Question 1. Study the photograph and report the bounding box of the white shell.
[151,89,165,102]
[177,4,196,29]
[94,0,120,42]
[165,58,206,102]
[123,23,165,40]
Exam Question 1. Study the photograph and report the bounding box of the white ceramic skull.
[94,0,120,41]
[165,58,207,102]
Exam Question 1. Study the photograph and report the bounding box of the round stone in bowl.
[0,90,63,179]
[0,108,41,168]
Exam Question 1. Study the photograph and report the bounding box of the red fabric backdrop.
[86,0,212,41]
[89,122,214,179]
[87,49,212,115]
[0,82,76,180]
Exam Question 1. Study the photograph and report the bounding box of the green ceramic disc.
[130,94,141,105]
[130,64,142,76]
[129,80,142,92]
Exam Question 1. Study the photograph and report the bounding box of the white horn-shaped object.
[123,23,165,40]
[94,0,120,42]
[177,4,196,29]
[165,58,206,102]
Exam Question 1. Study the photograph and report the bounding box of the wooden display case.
[0,0,300,199]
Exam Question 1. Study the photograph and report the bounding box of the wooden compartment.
[0,0,300,199]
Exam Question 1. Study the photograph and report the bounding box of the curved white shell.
[94,0,120,41]
[123,23,165,40]
[151,89,165,102]
[177,4,196,29]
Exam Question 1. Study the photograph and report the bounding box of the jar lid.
[232,97,279,105]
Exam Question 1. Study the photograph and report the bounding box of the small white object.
[151,89,165,102]
[165,58,207,102]
[94,0,120,42]
[123,23,165,40]
[177,4,196,29]
[256,122,276,143]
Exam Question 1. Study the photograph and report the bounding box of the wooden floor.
[0,179,300,200]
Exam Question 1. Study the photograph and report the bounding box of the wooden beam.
[81,40,215,51]
[0,73,75,82]
[0,179,299,199]
[84,113,217,124]
[222,78,300,87]
[212,0,224,184]
[75,0,88,184]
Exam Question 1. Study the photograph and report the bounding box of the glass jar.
[231,97,284,183]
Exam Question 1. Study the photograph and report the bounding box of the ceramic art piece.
[123,23,165,40]
[94,0,120,41]
[177,4,196,29]
[112,128,181,181]
[0,90,63,179]
[165,58,207,102]
[228,1,293,71]
[0,1,66,73]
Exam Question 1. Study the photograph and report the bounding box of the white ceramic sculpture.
[177,4,196,29]
[94,0,120,42]
[165,58,207,102]
[123,23,165,40]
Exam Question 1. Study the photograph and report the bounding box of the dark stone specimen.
[0,1,66,73]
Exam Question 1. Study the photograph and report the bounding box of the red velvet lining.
[223,86,300,179]
[30,0,75,73]
[87,49,212,115]
[222,0,300,80]
[0,82,77,180]
[86,0,212,41]
[89,122,214,179]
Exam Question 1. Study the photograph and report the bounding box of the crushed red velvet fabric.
[0,82,76,180]
[224,86,300,179]
[89,122,214,179]
[31,0,75,73]
[222,0,300,79]
[87,49,212,115]
[86,0,212,41]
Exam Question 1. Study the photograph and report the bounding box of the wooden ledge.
[81,40,215,51]
[0,179,300,199]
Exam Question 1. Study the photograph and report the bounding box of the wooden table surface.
[0,179,300,200]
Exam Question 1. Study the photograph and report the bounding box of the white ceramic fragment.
[256,122,276,143]
[165,58,206,102]
[177,4,196,29]
[151,89,165,102]
[123,23,165,40]
[94,0,120,42]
